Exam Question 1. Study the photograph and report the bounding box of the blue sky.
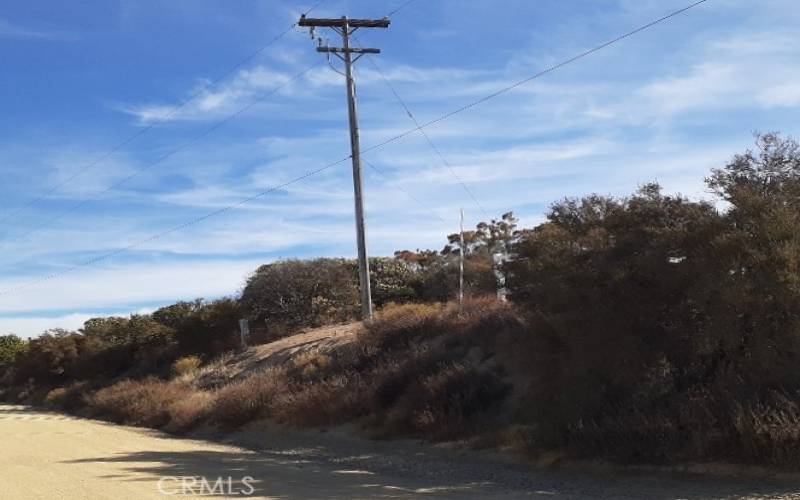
[1,0,799,337]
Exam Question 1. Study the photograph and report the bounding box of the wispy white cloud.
[585,31,800,125]
[118,66,298,124]
[118,60,492,125]
[0,259,262,316]
[758,84,800,108]
[0,18,71,40]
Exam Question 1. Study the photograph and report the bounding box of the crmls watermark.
[157,476,256,496]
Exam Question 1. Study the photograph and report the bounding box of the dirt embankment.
[230,323,361,374]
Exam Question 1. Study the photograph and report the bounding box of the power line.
[355,0,711,216]
[361,158,452,226]
[0,0,327,228]
[0,0,710,297]
[0,61,323,246]
[1,155,449,297]
[360,0,711,157]
[0,157,348,298]
[387,0,420,17]
[356,36,490,218]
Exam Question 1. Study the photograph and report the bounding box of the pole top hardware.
[298,15,390,29]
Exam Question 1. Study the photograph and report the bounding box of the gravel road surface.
[2,404,799,499]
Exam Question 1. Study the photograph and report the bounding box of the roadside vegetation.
[2,133,800,469]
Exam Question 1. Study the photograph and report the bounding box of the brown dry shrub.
[272,372,372,427]
[734,392,800,466]
[358,302,445,353]
[43,382,90,412]
[43,387,69,408]
[416,363,508,435]
[359,298,522,358]
[163,390,214,433]
[290,350,333,381]
[337,297,521,439]
[376,362,509,439]
[563,406,687,464]
[89,378,200,429]
[208,367,290,428]
[171,355,202,377]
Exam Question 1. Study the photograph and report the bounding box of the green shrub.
[0,335,27,377]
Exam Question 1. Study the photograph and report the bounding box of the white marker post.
[238,319,250,348]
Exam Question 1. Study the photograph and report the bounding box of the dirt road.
[2,404,799,499]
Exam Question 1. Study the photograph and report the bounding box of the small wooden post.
[238,319,250,348]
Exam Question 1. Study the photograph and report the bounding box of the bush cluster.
[1,298,245,394]
[505,133,800,465]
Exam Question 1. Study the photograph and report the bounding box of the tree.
[506,184,728,452]
[242,259,361,331]
[0,334,27,376]
[394,249,440,270]
[707,132,800,206]
[443,212,519,256]
[81,317,132,345]
[702,132,800,388]
[13,329,81,385]
[153,298,244,356]
[369,257,418,306]
[152,300,204,331]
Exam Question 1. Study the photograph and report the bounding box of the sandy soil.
[227,323,361,375]
[3,404,800,499]
[246,323,359,364]
[184,323,361,390]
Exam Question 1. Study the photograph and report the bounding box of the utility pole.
[298,15,390,321]
[459,208,465,314]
